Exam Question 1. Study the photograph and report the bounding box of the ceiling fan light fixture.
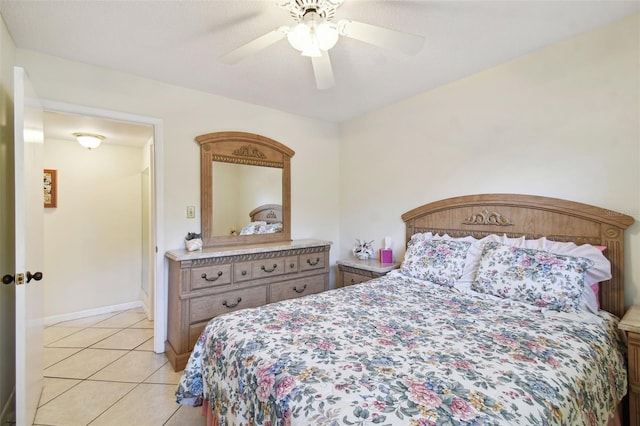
[287,23,311,52]
[73,132,105,149]
[223,0,424,90]
[287,17,338,56]
[316,21,339,50]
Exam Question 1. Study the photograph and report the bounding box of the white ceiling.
[1,0,638,129]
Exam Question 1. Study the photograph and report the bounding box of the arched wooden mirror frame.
[197,131,294,247]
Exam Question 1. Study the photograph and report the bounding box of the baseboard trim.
[44,301,143,326]
[0,388,15,426]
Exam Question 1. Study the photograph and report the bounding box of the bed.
[176,193,634,425]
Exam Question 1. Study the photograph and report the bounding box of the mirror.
[197,131,294,247]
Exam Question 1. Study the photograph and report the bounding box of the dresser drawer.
[252,258,286,279]
[189,286,268,324]
[234,261,253,282]
[190,264,232,290]
[284,256,299,274]
[299,252,325,272]
[270,275,326,303]
[342,271,369,287]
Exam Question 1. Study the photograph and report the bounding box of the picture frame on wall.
[44,169,57,208]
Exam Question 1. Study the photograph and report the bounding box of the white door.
[14,66,45,426]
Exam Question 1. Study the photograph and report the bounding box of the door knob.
[26,271,43,283]
[2,272,42,285]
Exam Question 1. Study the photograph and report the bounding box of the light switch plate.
[186,206,196,219]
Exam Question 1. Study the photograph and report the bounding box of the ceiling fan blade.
[220,27,288,64]
[338,20,424,55]
[311,52,335,90]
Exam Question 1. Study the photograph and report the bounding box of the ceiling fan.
[219,0,425,90]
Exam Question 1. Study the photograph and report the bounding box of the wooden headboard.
[249,204,282,224]
[401,194,634,318]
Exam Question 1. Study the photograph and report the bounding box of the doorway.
[40,101,165,353]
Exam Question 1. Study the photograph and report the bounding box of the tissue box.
[380,249,393,264]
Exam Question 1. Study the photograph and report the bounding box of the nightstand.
[336,258,400,288]
[618,305,640,425]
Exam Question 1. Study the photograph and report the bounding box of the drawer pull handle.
[307,258,320,266]
[293,284,307,294]
[202,271,223,282]
[241,270,247,276]
[350,278,356,284]
[289,263,295,269]
[261,264,278,273]
[223,297,242,308]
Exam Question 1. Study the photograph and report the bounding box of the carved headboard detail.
[463,208,513,226]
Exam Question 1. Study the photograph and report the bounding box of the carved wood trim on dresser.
[165,239,331,371]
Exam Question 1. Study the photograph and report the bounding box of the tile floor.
[35,308,206,426]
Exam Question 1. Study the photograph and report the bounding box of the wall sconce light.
[73,132,105,149]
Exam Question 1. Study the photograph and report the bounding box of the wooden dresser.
[165,239,331,371]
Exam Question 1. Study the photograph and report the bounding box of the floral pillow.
[401,239,471,287]
[471,242,594,312]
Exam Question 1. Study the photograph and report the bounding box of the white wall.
[340,14,640,307]
[43,138,144,317]
[0,13,16,423]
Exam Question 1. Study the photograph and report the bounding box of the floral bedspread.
[176,274,627,425]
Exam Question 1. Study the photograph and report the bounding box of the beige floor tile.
[34,380,135,426]
[89,350,168,383]
[90,328,153,350]
[44,326,84,345]
[133,337,154,351]
[92,311,148,328]
[128,318,154,329]
[52,312,118,328]
[144,361,183,385]
[164,405,207,426]
[89,383,178,426]
[46,327,120,348]
[43,347,82,368]
[38,377,81,406]
[44,348,128,379]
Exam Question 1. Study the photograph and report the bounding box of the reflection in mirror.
[212,163,282,236]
